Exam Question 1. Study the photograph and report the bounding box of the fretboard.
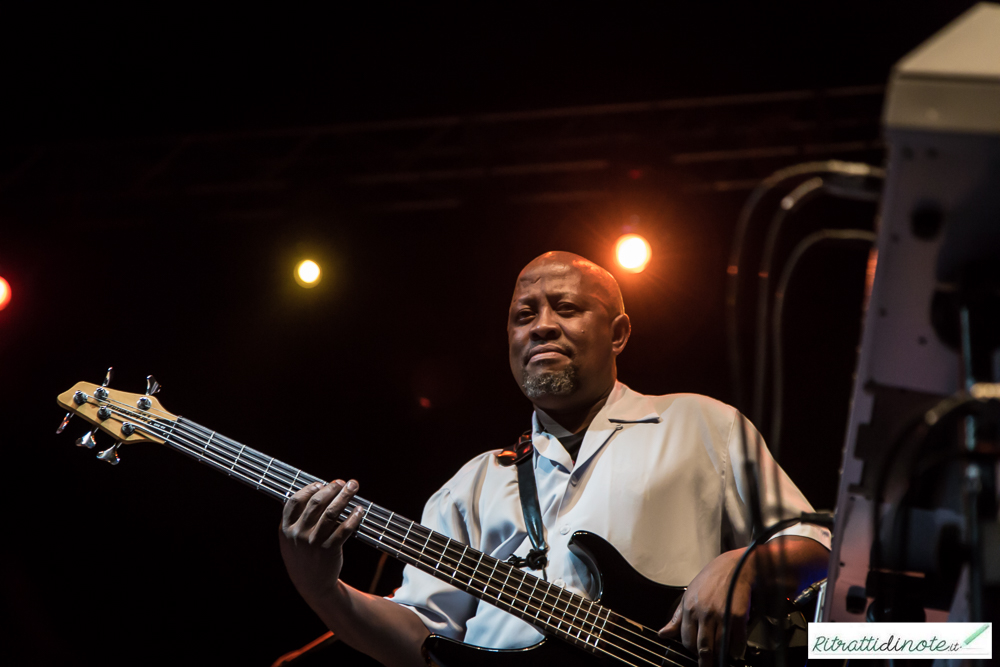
[119,412,696,667]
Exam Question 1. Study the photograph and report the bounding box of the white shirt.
[388,382,831,649]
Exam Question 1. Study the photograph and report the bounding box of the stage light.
[295,260,321,288]
[615,234,651,273]
[0,276,10,311]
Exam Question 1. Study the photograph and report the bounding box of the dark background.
[0,3,978,666]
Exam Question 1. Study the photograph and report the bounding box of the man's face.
[507,260,620,411]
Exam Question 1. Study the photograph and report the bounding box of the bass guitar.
[57,378,803,667]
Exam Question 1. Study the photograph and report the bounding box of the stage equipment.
[823,1,1000,631]
[614,234,651,273]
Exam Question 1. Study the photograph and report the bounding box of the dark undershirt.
[556,431,587,463]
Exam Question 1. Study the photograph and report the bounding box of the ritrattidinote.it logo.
[807,622,992,659]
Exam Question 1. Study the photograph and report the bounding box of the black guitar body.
[424,530,687,667]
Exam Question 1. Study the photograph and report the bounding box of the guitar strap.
[496,431,549,572]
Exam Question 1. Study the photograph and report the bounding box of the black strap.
[496,432,548,571]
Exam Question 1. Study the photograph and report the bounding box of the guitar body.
[424,530,686,667]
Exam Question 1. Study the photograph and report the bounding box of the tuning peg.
[76,430,98,449]
[96,443,121,465]
[103,367,114,387]
[56,412,74,434]
[145,375,161,395]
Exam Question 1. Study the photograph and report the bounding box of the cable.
[768,229,876,463]
[751,173,883,429]
[751,176,827,428]
[717,513,835,667]
[725,160,884,413]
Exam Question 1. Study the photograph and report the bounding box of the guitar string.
[95,400,696,667]
[103,403,696,667]
[152,413,696,666]
[352,504,697,667]
[97,400,696,667]
[95,395,305,489]
[124,422,687,667]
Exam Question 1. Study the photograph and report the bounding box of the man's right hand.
[279,479,365,608]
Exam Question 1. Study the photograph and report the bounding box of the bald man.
[279,252,830,667]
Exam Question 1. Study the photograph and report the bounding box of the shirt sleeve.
[385,479,481,640]
[725,410,833,550]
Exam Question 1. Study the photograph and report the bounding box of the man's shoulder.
[616,384,738,422]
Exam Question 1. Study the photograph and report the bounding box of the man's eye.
[515,310,535,322]
[556,303,579,313]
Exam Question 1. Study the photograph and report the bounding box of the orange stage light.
[0,276,10,310]
[615,234,651,273]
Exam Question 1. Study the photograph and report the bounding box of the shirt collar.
[530,381,660,469]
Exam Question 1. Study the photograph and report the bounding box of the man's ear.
[611,313,631,355]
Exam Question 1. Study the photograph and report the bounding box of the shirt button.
[559,524,570,535]
[553,579,566,588]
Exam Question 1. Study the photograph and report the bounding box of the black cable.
[769,229,876,463]
[717,513,835,667]
[751,173,883,429]
[751,176,827,428]
[724,160,884,413]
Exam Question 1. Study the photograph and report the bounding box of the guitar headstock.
[56,373,178,464]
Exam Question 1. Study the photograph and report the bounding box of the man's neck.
[533,384,614,434]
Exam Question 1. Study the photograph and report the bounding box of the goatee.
[522,365,579,399]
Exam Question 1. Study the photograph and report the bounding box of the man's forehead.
[509,255,621,315]
[515,261,583,288]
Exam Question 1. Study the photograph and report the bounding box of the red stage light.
[0,276,10,311]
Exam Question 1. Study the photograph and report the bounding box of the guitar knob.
[76,430,98,449]
[56,412,74,434]
[96,443,121,465]
[103,367,114,387]
[145,375,161,395]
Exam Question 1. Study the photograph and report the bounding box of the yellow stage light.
[0,276,10,311]
[615,234,651,273]
[295,260,322,288]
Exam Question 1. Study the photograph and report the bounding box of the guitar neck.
[137,415,695,667]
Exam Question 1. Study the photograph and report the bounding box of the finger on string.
[296,480,340,529]
[311,480,359,544]
[324,505,365,549]
[696,618,716,667]
[658,600,683,637]
[680,603,698,653]
[282,482,325,526]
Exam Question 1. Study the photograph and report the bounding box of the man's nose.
[529,309,560,340]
